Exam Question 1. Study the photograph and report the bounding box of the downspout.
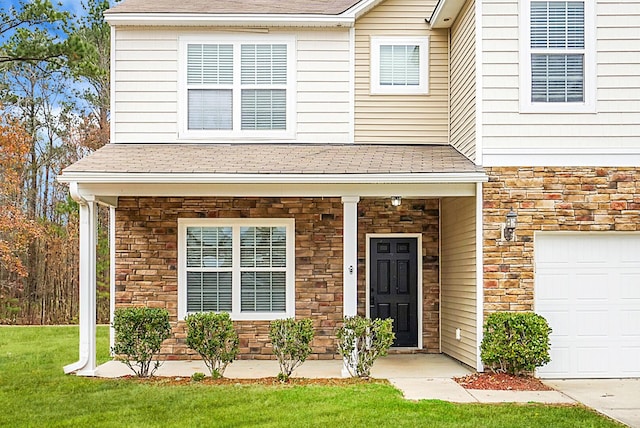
[63,182,98,376]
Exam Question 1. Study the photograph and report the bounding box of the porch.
[95,354,472,379]
[57,143,487,376]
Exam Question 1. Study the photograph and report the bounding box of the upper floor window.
[180,36,295,139]
[370,36,429,95]
[178,219,295,320]
[520,0,596,112]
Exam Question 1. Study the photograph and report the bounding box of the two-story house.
[59,0,640,379]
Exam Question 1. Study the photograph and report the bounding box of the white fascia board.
[73,182,479,198]
[342,0,386,19]
[429,0,466,28]
[58,172,488,185]
[104,13,355,28]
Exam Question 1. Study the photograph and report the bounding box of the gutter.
[63,185,90,375]
[104,13,355,27]
[57,172,488,185]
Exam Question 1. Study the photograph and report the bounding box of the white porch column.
[341,196,359,377]
[341,196,359,317]
[63,199,98,376]
[109,205,116,355]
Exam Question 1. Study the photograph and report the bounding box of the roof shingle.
[106,0,364,15]
[61,144,482,175]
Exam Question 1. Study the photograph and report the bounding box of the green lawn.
[0,326,621,427]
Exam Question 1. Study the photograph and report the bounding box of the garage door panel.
[536,274,570,300]
[576,347,609,374]
[543,310,570,336]
[621,310,640,336]
[543,347,571,375]
[576,310,608,337]
[576,274,609,300]
[619,237,640,262]
[621,347,640,375]
[620,275,640,298]
[536,233,640,378]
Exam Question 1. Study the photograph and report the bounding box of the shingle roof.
[105,0,364,15]
[62,144,481,175]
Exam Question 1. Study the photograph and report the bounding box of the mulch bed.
[454,372,553,391]
[118,375,386,387]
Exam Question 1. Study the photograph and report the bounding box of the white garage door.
[535,233,640,378]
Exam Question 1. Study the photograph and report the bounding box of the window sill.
[519,102,597,114]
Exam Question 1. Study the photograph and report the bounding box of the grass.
[0,326,622,427]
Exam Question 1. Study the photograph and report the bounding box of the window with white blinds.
[530,1,585,103]
[370,36,429,95]
[178,219,294,320]
[183,38,292,136]
[520,0,594,112]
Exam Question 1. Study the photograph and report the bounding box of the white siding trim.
[518,0,597,113]
[365,233,423,350]
[475,182,484,371]
[483,149,640,167]
[110,26,116,145]
[474,0,483,166]
[349,27,355,143]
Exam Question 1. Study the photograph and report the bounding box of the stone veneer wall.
[483,167,640,314]
[115,197,440,359]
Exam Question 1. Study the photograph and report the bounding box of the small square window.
[370,36,429,95]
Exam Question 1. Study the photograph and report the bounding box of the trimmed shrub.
[336,316,395,378]
[480,311,552,375]
[191,372,206,382]
[112,307,172,377]
[269,318,314,382]
[185,312,238,378]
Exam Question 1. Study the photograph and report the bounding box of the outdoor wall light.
[391,196,402,207]
[503,209,517,241]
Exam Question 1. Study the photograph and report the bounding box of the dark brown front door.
[369,237,418,347]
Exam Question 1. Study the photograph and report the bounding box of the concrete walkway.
[545,379,640,428]
[95,354,573,405]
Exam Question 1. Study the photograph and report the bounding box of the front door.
[369,237,419,347]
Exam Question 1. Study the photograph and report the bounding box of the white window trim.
[178,218,295,321]
[519,0,596,113]
[178,34,296,140]
[370,36,429,95]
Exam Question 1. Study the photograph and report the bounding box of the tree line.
[0,0,114,324]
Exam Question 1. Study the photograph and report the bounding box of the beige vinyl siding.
[482,1,640,151]
[441,196,477,368]
[354,0,449,144]
[112,27,351,144]
[450,0,476,161]
[114,28,178,143]
[296,29,351,142]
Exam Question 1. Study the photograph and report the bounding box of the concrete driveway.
[544,379,640,427]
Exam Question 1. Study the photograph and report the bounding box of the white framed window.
[179,36,295,139]
[520,0,596,113]
[178,218,295,320]
[370,36,429,95]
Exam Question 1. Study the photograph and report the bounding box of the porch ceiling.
[58,144,486,198]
